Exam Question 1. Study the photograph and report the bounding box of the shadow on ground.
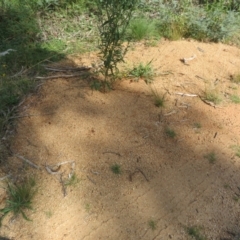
[2,69,240,240]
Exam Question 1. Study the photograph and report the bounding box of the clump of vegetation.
[111,164,121,174]
[193,122,202,129]
[165,127,176,138]
[231,74,240,84]
[0,178,37,225]
[148,220,157,230]
[203,88,222,104]
[64,173,79,187]
[230,145,240,158]
[128,61,155,84]
[230,94,240,103]
[155,0,240,43]
[187,225,207,240]
[45,210,53,218]
[204,151,216,164]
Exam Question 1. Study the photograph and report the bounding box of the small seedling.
[193,122,202,129]
[230,145,240,158]
[45,210,53,218]
[230,94,240,104]
[64,173,79,187]
[204,152,216,164]
[0,178,37,224]
[187,226,206,240]
[165,127,176,138]
[128,61,155,84]
[151,88,167,108]
[148,220,157,230]
[85,203,91,212]
[111,164,121,174]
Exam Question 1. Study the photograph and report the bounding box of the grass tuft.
[64,173,80,187]
[151,88,167,108]
[128,61,155,84]
[187,226,206,240]
[111,164,121,174]
[230,94,240,104]
[165,127,176,138]
[193,122,202,129]
[0,178,37,224]
[204,152,216,164]
[148,220,157,230]
[203,88,222,105]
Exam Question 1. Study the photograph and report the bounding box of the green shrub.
[95,0,139,88]
[127,18,158,41]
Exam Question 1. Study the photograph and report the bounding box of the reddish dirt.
[1,40,240,240]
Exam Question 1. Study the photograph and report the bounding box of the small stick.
[199,97,222,108]
[181,54,197,64]
[103,151,121,157]
[15,154,40,169]
[129,168,149,182]
[175,92,198,97]
[164,110,177,116]
[45,164,61,175]
[35,72,89,80]
[59,174,67,197]
[44,66,91,72]
[55,160,75,167]
[87,176,96,185]
[136,168,149,182]
[195,75,207,81]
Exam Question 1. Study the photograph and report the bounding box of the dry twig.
[175,92,198,97]
[35,72,89,80]
[15,154,40,169]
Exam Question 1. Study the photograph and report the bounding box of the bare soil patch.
[1,40,240,240]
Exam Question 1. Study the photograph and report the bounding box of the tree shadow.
[2,76,240,239]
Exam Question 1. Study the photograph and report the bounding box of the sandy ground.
[1,40,240,240]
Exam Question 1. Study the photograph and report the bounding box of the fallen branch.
[45,160,75,175]
[15,154,40,169]
[0,49,16,57]
[35,72,89,80]
[199,96,222,108]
